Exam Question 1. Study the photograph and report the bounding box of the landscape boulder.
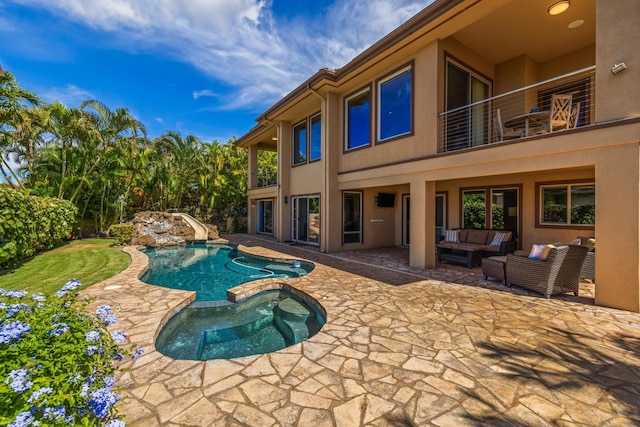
[129,211,216,247]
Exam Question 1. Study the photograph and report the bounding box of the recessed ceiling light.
[548,1,570,16]
[568,19,584,29]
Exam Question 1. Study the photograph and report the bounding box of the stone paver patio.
[82,235,640,426]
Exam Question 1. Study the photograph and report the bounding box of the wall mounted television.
[376,192,396,208]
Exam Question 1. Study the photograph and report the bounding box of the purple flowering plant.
[0,280,143,426]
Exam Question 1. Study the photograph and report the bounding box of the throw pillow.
[529,244,554,260]
[444,229,459,243]
[570,237,582,246]
[490,231,511,246]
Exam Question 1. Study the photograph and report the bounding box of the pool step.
[274,298,311,344]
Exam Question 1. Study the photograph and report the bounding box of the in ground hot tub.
[155,290,325,360]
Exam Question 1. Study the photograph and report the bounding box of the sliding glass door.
[462,187,519,239]
[292,196,320,245]
[446,59,491,150]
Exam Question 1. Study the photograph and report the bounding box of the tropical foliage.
[0,188,76,267]
[0,70,276,234]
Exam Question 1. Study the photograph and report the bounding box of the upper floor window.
[292,113,321,166]
[310,114,321,161]
[293,121,307,165]
[377,65,413,142]
[539,182,595,226]
[345,87,371,151]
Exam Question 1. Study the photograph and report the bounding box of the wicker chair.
[580,251,595,281]
[505,245,589,298]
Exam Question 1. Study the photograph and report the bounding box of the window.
[345,88,371,150]
[257,199,273,234]
[378,65,412,141]
[292,114,321,165]
[292,121,307,165]
[310,114,321,161]
[540,183,595,226]
[343,192,362,244]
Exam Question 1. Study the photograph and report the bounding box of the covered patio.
[82,234,640,426]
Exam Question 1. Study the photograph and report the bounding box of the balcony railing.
[438,66,596,153]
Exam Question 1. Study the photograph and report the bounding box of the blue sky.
[1,0,431,144]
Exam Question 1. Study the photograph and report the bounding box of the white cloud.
[193,90,218,100]
[41,84,95,106]
[10,0,432,109]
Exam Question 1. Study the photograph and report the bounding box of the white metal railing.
[438,66,596,152]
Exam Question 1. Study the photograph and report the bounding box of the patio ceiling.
[453,0,596,65]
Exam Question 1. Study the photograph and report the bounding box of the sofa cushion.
[578,236,595,251]
[444,229,459,242]
[490,231,511,246]
[458,229,469,242]
[466,229,489,245]
[529,244,554,260]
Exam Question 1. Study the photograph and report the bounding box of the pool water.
[155,290,325,360]
[141,244,313,301]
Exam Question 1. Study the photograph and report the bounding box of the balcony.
[438,67,595,153]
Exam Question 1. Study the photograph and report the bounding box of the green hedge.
[108,224,135,246]
[0,188,77,267]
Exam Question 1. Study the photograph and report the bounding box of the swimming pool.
[142,243,324,359]
[141,243,313,301]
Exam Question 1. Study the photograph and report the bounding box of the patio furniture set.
[437,229,594,299]
[494,93,580,142]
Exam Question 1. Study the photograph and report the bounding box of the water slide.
[172,213,209,241]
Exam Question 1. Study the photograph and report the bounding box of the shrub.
[0,189,77,267]
[108,224,135,246]
[0,280,143,426]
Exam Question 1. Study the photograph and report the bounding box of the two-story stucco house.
[236,0,640,312]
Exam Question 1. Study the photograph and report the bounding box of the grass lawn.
[0,238,130,295]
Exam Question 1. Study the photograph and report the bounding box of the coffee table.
[437,245,484,269]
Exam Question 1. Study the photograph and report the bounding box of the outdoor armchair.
[506,245,589,298]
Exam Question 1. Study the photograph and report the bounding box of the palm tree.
[66,99,146,205]
[0,70,40,186]
[153,131,201,210]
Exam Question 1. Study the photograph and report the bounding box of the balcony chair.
[493,108,523,142]
[568,102,581,129]
[505,245,589,298]
[533,93,573,134]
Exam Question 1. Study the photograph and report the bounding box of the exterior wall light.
[611,63,627,75]
[548,1,570,16]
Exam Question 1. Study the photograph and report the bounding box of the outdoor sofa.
[436,229,517,268]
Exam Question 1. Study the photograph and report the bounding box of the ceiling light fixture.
[568,19,584,29]
[548,0,570,16]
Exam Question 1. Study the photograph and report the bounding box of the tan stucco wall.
[595,0,640,122]
[593,144,640,310]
